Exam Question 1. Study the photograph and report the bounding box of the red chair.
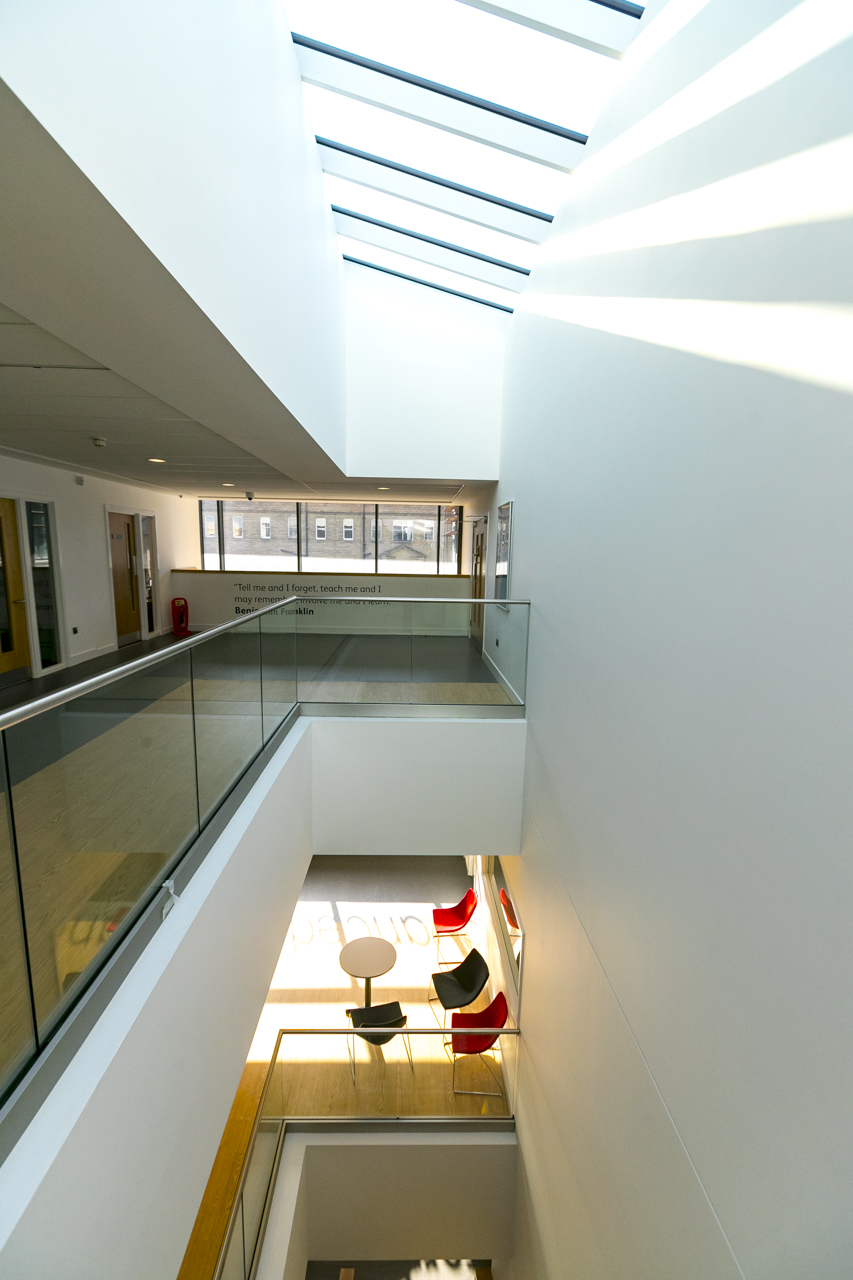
[432,887,477,967]
[446,991,508,1097]
[500,888,519,932]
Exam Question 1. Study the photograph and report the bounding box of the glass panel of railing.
[239,1119,282,1272]
[4,652,198,1037]
[294,598,529,707]
[481,602,528,705]
[296,600,414,703]
[0,736,36,1090]
[193,618,263,824]
[219,1194,244,1280]
[410,599,499,706]
[260,607,297,743]
[264,1029,514,1120]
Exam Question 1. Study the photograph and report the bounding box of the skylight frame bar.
[331,205,531,274]
[590,0,644,17]
[292,34,588,144]
[343,255,515,312]
[455,0,640,58]
[317,137,554,223]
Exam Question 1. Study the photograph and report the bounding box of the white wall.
[498,1,853,1276]
[0,720,313,1280]
[311,718,526,859]
[172,568,473,631]
[344,263,507,480]
[1,452,199,664]
[0,0,345,467]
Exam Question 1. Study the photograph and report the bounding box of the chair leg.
[451,1050,504,1098]
[347,1031,355,1085]
[403,1032,414,1072]
[434,931,470,968]
[427,978,447,1027]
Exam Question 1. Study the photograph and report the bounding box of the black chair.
[429,948,489,1025]
[346,1001,414,1083]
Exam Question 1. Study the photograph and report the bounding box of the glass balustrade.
[216,1021,518,1279]
[263,1026,516,1120]
[0,595,527,1103]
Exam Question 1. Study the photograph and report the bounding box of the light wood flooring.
[248,860,511,1120]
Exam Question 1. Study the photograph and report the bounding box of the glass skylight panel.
[287,0,621,136]
[338,236,518,310]
[302,84,570,213]
[324,174,536,268]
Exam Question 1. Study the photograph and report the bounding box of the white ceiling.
[0,303,465,501]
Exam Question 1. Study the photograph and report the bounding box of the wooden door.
[0,498,32,685]
[108,512,140,647]
[470,517,487,652]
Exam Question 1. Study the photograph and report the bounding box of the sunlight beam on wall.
[537,132,853,263]
[575,0,853,192]
[517,294,853,394]
[621,0,714,74]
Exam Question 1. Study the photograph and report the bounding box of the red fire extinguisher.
[171,597,191,637]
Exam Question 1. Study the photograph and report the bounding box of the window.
[259,517,271,540]
[203,514,216,538]
[25,502,61,669]
[393,520,414,542]
[370,519,381,542]
[288,516,297,540]
[422,520,435,541]
[232,516,243,538]
[439,505,463,576]
[303,503,373,571]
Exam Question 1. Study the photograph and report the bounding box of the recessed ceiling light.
[148,457,166,463]
[222,483,235,487]
[377,486,390,490]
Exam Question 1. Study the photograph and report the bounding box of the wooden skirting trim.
[177,1061,267,1280]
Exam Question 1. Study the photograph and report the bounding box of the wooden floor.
[176,1060,267,1280]
[248,861,512,1119]
[181,860,510,1278]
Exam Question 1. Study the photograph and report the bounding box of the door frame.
[103,505,160,647]
[469,514,488,649]
[0,490,68,680]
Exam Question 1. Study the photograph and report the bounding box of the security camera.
[245,491,255,501]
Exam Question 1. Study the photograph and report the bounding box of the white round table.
[339,937,396,1007]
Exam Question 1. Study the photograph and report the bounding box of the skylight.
[287,0,622,133]
[290,0,645,311]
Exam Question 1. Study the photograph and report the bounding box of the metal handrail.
[270,1027,519,1035]
[211,1017,520,1277]
[0,595,529,733]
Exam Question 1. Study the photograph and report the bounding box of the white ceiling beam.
[455,0,643,59]
[317,140,552,242]
[294,40,585,171]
